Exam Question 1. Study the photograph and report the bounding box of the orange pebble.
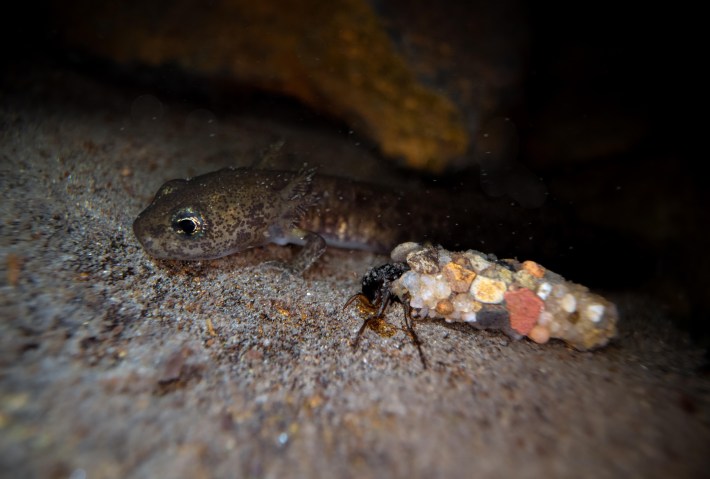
[528,324,550,344]
[522,260,545,278]
[435,299,455,316]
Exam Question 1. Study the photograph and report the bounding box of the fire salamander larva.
[133,155,544,273]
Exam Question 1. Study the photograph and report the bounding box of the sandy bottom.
[1,68,708,479]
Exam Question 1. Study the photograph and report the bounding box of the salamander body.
[133,165,542,272]
[133,167,430,271]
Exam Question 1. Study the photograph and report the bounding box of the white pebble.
[391,242,422,262]
[561,294,577,313]
[410,295,425,309]
[468,255,492,273]
[418,275,436,303]
[399,271,421,294]
[537,282,552,300]
[452,293,477,313]
[438,252,452,267]
[585,303,605,323]
[431,276,452,299]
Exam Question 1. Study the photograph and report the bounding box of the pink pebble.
[505,288,544,335]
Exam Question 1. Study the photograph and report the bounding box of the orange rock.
[442,262,476,293]
[55,0,469,171]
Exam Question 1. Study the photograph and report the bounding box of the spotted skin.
[133,165,543,272]
[133,167,424,271]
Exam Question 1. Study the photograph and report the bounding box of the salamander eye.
[171,209,205,237]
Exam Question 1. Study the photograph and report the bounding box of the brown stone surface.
[54,0,470,172]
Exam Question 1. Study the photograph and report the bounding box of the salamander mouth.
[132,214,161,256]
[132,213,177,258]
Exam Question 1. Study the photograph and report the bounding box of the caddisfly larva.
[345,242,619,367]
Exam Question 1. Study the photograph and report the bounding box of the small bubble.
[186,108,218,134]
[131,94,163,123]
[278,432,289,445]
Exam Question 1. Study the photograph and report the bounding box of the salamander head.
[133,179,211,259]
[133,173,261,260]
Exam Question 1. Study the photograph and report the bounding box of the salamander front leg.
[288,228,326,275]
